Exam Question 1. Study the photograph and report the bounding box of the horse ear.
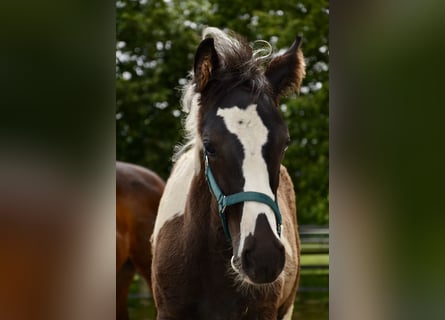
[194,37,219,92]
[265,36,306,100]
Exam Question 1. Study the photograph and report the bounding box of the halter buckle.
[219,195,227,214]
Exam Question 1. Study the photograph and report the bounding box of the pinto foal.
[152,27,305,320]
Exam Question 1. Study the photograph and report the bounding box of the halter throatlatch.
[204,151,282,242]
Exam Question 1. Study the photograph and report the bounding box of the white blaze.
[217,104,280,257]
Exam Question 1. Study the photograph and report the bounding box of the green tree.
[116,0,329,225]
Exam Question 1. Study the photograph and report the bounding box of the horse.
[151,27,305,320]
[116,161,165,320]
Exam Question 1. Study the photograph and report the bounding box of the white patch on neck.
[216,104,280,257]
[152,150,195,246]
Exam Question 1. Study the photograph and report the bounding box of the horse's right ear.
[194,38,219,92]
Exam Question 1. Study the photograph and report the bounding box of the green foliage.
[116,0,329,225]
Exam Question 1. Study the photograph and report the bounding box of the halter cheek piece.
[203,150,282,242]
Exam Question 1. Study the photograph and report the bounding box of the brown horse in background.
[116,161,165,320]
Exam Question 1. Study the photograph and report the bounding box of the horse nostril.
[278,243,285,270]
[242,249,253,271]
[241,236,255,269]
[278,242,285,256]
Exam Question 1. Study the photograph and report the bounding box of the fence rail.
[299,225,329,270]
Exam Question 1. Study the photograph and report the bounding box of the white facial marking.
[152,150,195,246]
[217,104,280,257]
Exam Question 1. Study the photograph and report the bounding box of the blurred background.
[116,0,329,319]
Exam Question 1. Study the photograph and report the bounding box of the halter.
[203,151,282,242]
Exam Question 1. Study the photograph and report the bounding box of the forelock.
[201,27,271,94]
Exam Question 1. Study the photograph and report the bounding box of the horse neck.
[184,164,229,248]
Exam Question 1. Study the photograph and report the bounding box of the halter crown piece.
[203,150,282,242]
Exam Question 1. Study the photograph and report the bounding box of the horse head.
[190,27,305,285]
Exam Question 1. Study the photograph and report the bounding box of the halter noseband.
[203,151,282,242]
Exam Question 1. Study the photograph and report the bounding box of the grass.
[300,253,330,266]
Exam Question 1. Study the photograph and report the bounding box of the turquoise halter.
[203,151,282,242]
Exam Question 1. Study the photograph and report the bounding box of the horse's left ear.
[194,37,219,92]
[265,36,306,100]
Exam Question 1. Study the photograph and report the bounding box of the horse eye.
[284,137,291,151]
[204,141,216,155]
